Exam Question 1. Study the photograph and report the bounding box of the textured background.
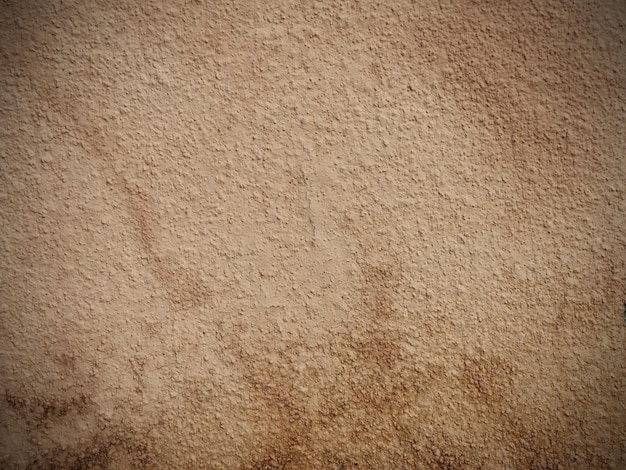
[1,0,625,468]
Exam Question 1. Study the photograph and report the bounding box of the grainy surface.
[1,0,625,468]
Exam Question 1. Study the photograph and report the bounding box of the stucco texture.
[1,0,625,468]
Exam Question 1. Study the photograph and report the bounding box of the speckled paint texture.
[1,0,625,468]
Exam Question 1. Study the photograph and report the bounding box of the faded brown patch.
[460,354,515,404]
[360,263,398,301]
[230,248,461,468]
[551,297,609,331]
[120,180,212,310]
[221,330,314,469]
[5,386,158,469]
[504,419,612,470]
[416,448,475,470]
[248,446,307,470]
[395,0,625,180]
[354,260,403,366]
[393,426,487,470]
[6,390,92,428]
[350,331,402,368]
[25,425,157,470]
[51,352,77,372]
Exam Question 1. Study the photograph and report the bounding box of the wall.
[1,0,625,468]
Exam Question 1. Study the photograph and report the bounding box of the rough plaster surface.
[1,0,625,468]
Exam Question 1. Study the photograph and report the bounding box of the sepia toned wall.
[1,0,624,468]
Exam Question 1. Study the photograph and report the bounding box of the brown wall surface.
[1,0,625,468]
